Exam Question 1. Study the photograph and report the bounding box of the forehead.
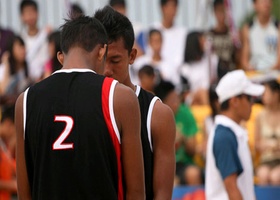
[107,38,129,56]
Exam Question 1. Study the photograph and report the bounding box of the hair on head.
[1,105,15,123]
[213,0,224,8]
[184,31,204,63]
[60,14,108,54]
[70,3,84,18]
[109,0,126,7]
[20,0,38,13]
[160,0,178,6]
[94,5,134,53]
[138,65,155,77]
[149,29,162,38]
[154,80,175,101]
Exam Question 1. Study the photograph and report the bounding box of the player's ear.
[129,48,137,65]
[57,51,64,65]
[98,44,107,61]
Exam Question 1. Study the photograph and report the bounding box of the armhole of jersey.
[23,87,29,140]
[146,96,160,152]
[109,80,121,143]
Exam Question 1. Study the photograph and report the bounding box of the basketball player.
[15,15,144,200]
[95,6,176,200]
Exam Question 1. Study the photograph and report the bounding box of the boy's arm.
[152,101,176,200]
[114,84,144,200]
[15,93,31,200]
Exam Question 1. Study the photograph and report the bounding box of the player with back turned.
[15,14,144,200]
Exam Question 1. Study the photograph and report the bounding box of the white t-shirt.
[249,18,279,71]
[21,28,49,81]
[180,54,218,93]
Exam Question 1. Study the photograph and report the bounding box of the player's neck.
[62,49,97,71]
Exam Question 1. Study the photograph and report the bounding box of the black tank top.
[136,85,159,200]
[23,69,123,200]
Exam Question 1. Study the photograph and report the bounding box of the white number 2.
[53,115,74,150]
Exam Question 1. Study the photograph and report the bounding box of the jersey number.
[53,116,74,150]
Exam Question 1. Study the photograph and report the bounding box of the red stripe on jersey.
[102,77,123,200]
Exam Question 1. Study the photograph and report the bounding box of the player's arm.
[240,24,253,70]
[151,101,176,200]
[15,93,31,200]
[224,173,243,200]
[114,84,145,200]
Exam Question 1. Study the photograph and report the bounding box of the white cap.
[216,70,265,103]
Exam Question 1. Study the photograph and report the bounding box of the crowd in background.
[0,0,280,199]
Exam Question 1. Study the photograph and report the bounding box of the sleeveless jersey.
[249,18,279,70]
[135,85,159,200]
[23,69,123,200]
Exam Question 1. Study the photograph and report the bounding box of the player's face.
[104,38,136,84]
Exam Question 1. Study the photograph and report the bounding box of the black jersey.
[23,69,123,200]
[136,85,159,200]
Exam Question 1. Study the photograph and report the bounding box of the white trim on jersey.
[146,96,160,152]
[52,68,96,75]
[135,85,141,97]
[23,87,30,140]
[109,80,121,143]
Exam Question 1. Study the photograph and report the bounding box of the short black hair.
[60,15,108,54]
[154,80,175,101]
[184,31,204,63]
[263,79,280,93]
[94,5,134,53]
[220,99,230,111]
[160,0,178,6]
[109,0,126,7]
[138,65,155,77]
[20,0,38,13]
[70,3,84,18]
[149,29,162,38]
[213,0,224,8]
[1,105,15,123]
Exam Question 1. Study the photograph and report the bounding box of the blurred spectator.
[204,85,219,136]
[154,80,203,186]
[0,36,31,105]
[205,70,264,200]
[109,0,126,15]
[206,0,238,78]
[0,27,15,62]
[138,64,157,93]
[255,79,280,185]
[181,31,218,105]
[0,106,17,200]
[19,0,50,82]
[241,0,280,71]
[151,0,187,71]
[132,29,176,86]
[70,3,84,18]
[43,31,62,79]
[201,85,220,159]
